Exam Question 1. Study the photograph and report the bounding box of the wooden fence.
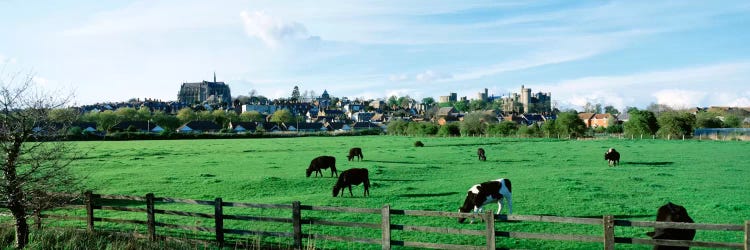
[3,192,749,249]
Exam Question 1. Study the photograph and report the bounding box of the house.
[71,122,98,133]
[111,121,164,133]
[591,114,613,128]
[437,116,460,126]
[284,122,327,132]
[229,122,258,133]
[436,107,457,118]
[577,113,596,127]
[615,113,629,124]
[502,114,527,125]
[259,122,282,132]
[351,112,376,122]
[326,122,352,132]
[352,121,381,131]
[521,114,545,125]
[370,113,386,123]
[176,121,221,133]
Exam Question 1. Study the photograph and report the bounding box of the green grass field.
[55,136,750,249]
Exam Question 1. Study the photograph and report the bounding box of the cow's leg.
[496,200,503,215]
[348,186,353,197]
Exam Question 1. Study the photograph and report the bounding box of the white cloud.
[388,74,409,82]
[415,70,452,82]
[538,62,750,110]
[653,89,707,109]
[240,11,316,48]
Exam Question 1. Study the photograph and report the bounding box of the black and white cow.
[646,202,696,250]
[605,148,620,166]
[458,178,512,223]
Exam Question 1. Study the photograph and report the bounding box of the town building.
[177,73,232,105]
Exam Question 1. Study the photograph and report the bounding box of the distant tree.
[136,107,151,121]
[436,123,460,137]
[646,103,673,116]
[555,111,587,137]
[386,119,408,135]
[541,119,557,137]
[211,110,229,128]
[291,85,301,102]
[724,114,742,128]
[97,110,119,132]
[387,95,399,110]
[656,111,695,138]
[196,110,212,121]
[176,108,196,123]
[151,110,180,131]
[0,72,83,248]
[460,112,496,136]
[517,123,541,137]
[468,99,487,111]
[240,111,264,122]
[421,97,435,106]
[583,102,602,114]
[114,107,138,121]
[270,109,294,123]
[453,101,468,112]
[604,105,620,115]
[487,121,519,137]
[623,108,659,136]
[398,95,412,109]
[48,108,80,123]
[695,111,724,128]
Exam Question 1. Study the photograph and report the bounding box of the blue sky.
[1,0,749,110]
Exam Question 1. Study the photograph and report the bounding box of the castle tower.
[520,85,531,113]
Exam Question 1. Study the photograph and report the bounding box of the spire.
[213,72,216,83]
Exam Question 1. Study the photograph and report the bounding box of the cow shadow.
[624,161,674,166]
[398,192,459,198]
[365,160,421,165]
[371,178,425,182]
[546,214,654,219]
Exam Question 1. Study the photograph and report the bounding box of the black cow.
[347,147,363,161]
[605,148,620,166]
[477,148,486,161]
[458,178,512,223]
[646,202,696,250]
[306,156,338,178]
[332,168,370,197]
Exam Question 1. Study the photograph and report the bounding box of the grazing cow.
[605,148,620,166]
[646,202,696,250]
[477,148,486,161]
[458,178,512,223]
[332,168,370,197]
[347,147,363,161]
[306,156,338,178]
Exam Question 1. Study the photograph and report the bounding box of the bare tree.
[0,71,82,248]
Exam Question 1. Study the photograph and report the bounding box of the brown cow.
[347,147,363,161]
[333,168,370,197]
[477,148,486,161]
[306,156,337,177]
[646,202,696,250]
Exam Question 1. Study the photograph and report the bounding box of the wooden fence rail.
[2,192,748,250]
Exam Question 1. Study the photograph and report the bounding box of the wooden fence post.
[146,193,156,241]
[744,220,749,250]
[603,215,615,250]
[85,191,94,231]
[485,211,495,250]
[33,210,41,230]
[292,201,302,249]
[381,204,391,250]
[214,197,224,247]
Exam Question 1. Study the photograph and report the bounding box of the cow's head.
[457,193,475,223]
[332,185,341,197]
[305,168,313,177]
[646,202,696,239]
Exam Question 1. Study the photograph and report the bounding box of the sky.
[1,0,749,111]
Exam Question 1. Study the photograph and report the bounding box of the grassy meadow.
[44,136,750,249]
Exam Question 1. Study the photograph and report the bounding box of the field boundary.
[2,192,749,249]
